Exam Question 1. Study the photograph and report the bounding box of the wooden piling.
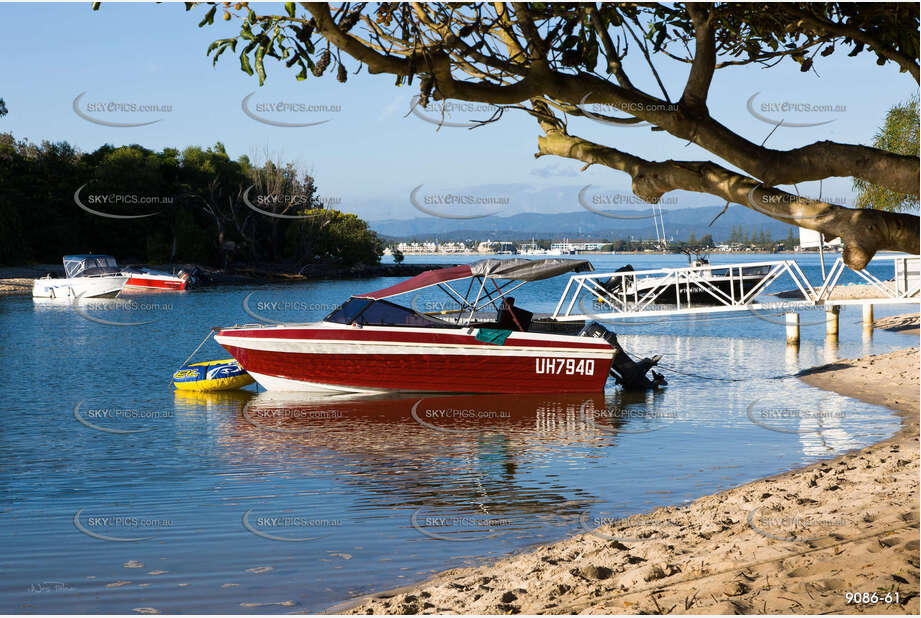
[862,304,874,328]
[786,312,800,345]
[826,305,840,338]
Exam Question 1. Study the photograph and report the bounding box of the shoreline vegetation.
[0,262,444,297]
[335,345,920,615]
[0,259,911,302]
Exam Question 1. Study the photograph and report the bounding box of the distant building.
[477,241,516,254]
[550,241,603,253]
[438,242,468,253]
[798,227,842,250]
[396,241,469,254]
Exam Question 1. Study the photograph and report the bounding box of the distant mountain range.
[369,205,799,242]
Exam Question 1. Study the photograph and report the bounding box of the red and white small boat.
[215,259,665,394]
[122,267,190,291]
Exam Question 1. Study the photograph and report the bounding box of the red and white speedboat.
[215,259,665,394]
[122,267,190,291]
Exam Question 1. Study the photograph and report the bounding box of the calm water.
[0,253,913,613]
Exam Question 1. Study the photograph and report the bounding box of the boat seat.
[496,297,533,332]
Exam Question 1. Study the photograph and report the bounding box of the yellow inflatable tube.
[172,359,255,392]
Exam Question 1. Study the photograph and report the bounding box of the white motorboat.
[32,255,128,299]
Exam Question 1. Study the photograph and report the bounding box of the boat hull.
[32,275,128,299]
[632,273,768,305]
[215,325,614,394]
[124,274,187,290]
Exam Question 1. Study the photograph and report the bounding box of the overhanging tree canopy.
[192,2,920,269]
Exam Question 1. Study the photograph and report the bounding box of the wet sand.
[0,277,34,296]
[775,281,906,301]
[874,313,920,336]
[337,348,919,615]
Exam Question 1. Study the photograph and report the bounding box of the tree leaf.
[198,5,217,27]
[240,51,253,76]
[255,44,267,85]
[212,42,232,65]
[285,2,295,18]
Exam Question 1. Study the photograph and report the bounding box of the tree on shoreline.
[854,93,919,213]
[192,2,919,270]
[0,134,382,267]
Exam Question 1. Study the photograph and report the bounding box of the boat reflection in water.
[235,389,661,442]
[171,388,668,543]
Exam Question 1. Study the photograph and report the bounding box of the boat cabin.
[63,254,120,278]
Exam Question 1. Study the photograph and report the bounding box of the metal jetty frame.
[552,254,920,321]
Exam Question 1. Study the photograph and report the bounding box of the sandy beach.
[338,346,920,615]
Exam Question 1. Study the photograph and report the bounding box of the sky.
[1,1,915,223]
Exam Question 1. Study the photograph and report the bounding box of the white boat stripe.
[214,335,614,359]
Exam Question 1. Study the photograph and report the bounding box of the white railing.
[552,255,920,321]
[814,255,920,303]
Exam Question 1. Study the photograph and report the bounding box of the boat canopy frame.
[63,254,120,279]
[353,258,595,327]
[434,276,533,325]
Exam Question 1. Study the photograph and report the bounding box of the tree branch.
[680,3,714,112]
[789,6,919,83]
[536,128,920,269]
[291,4,918,195]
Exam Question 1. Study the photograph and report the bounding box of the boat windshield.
[324,297,452,328]
[63,255,120,278]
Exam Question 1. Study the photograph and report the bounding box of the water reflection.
[169,389,686,545]
[796,398,859,457]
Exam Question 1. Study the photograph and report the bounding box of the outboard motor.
[600,264,635,294]
[579,321,666,390]
[181,266,203,287]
